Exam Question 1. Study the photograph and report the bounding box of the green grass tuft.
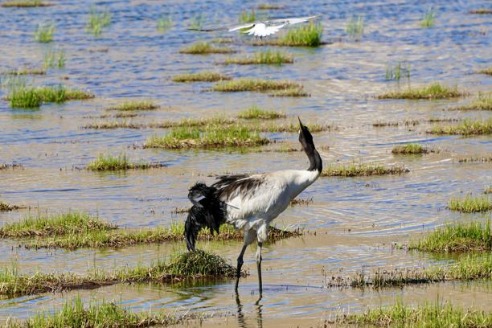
[167,250,237,277]
[420,8,436,28]
[336,300,492,327]
[43,49,65,69]
[392,143,428,155]
[277,23,322,47]
[86,7,111,36]
[448,195,492,213]
[239,9,256,23]
[454,93,492,111]
[378,82,465,99]
[8,86,94,108]
[157,16,173,33]
[346,15,364,40]
[5,68,46,76]
[257,3,282,10]
[409,221,492,252]
[478,67,492,75]
[238,105,286,120]
[179,42,235,55]
[106,100,158,111]
[213,78,304,93]
[34,23,54,43]
[172,71,231,83]
[470,8,492,14]
[144,125,269,149]
[224,50,293,65]
[0,201,21,212]
[429,118,492,136]
[322,163,409,177]
[1,0,50,7]
[0,212,116,238]
[87,153,164,171]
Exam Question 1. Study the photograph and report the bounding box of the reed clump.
[87,7,111,36]
[378,82,465,99]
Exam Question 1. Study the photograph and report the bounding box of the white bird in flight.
[228,15,319,38]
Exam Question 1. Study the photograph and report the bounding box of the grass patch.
[34,23,54,43]
[213,78,303,93]
[8,86,94,108]
[238,105,285,120]
[0,201,22,211]
[14,297,200,328]
[224,50,293,65]
[253,121,329,133]
[172,71,231,83]
[0,250,239,298]
[321,163,409,177]
[239,9,256,23]
[5,221,300,250]
[409,221,492,252]
[86,7,111,36]
[420,8,436,28]
[470,8,492,14]
[276,23,322,47]
[326,253,492,288]
[43,49,65,69]
[428,118,492,135]
[478,67,492,75]
[334,300,492,327]
[453,93,492,110]
[378,82,465,99]
[106,100,158,111]
[87,153,165,171]
[385,61,411,82]
[157,16,173,33]
[258,3,282,10]
[448,195,492,213]
[144,125,269,149]
[485,186,492,194]
[1,0,51,7]
[0,212,116,238]
[268,87,310,97]
[458,155,492,163]
[5,68,46,76]
[346,15,364,40]
[179,42,235,54]
[392,143,428,155]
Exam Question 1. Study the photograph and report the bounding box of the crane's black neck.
[304,144,322,173]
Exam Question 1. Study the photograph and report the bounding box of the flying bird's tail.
[184,182,226,251]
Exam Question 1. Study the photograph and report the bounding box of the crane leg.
[256,242,263,296]
[235,244,248,291]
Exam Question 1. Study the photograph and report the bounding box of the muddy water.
[1,0,492,326]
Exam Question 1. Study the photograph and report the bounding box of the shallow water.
[0,0,492,326]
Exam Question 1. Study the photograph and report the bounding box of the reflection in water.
[235,291,263,328]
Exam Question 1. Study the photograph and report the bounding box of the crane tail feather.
[184,182,226,252]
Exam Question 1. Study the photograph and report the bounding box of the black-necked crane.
[184,118,322,296]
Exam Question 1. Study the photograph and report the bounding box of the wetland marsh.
[1,0,492,327]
